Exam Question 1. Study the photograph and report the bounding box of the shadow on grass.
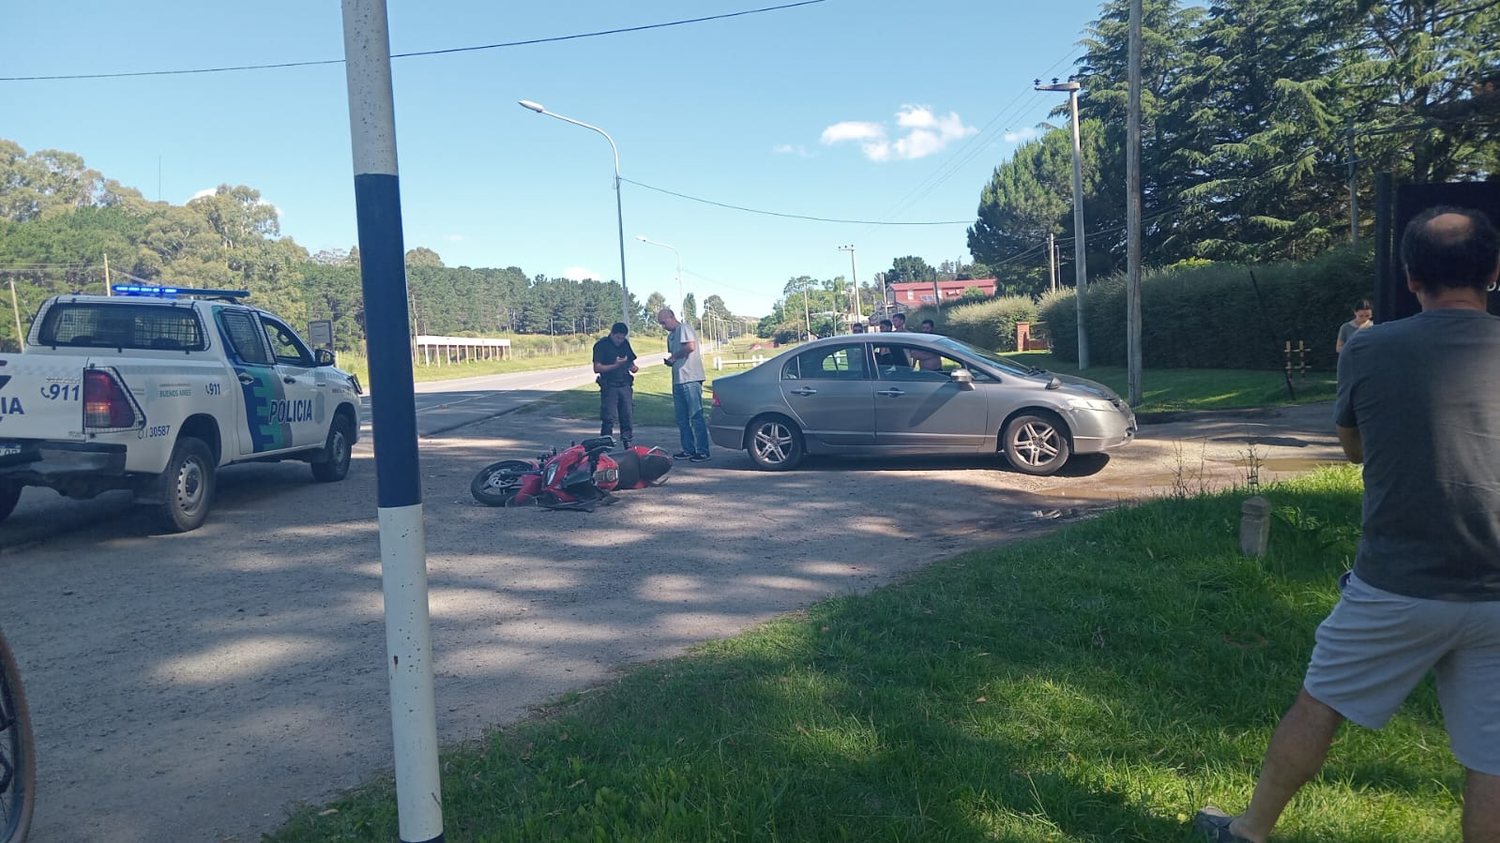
[270,466,1460,842]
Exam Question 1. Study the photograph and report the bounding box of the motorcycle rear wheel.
[471,460,535,507]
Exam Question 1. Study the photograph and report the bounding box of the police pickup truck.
[0,285,362,532]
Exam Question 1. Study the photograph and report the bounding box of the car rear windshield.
[36,303,208,351]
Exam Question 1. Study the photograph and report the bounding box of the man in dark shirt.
[591,322,638,447]
[1196,207,1500,843]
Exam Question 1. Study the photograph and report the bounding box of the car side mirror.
[950,368,975,389]
[314,347,337,367]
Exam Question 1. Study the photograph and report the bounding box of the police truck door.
[258,314,324,449]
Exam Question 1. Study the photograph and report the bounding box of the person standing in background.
[656,308,711,462]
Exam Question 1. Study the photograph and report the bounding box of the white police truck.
[0,285,362,532]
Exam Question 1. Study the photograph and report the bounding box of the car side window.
[786,345,867,381]
[261,316,314,366]
[877,345,994,382]
[217,310,274,365]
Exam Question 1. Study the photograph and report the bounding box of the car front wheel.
[1003,412,1071,476]
[747,415,803,471]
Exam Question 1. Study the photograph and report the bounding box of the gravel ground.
[0,402,1343,842]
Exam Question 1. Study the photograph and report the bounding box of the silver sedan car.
[708,333,1135,475]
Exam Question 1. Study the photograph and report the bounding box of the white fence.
[414,334,511,366]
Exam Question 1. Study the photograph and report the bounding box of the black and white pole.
[341,3,444,842]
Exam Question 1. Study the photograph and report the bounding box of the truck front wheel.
[311,415,354,483]
[154,437,215,533]
[0,481,20,524]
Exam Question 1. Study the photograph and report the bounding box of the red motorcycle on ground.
[470,436,673,511]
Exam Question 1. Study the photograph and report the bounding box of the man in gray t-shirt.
[655,308,710,461]
[1195,207,1500,843]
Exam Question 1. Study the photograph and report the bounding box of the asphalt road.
[0,372,1345,842]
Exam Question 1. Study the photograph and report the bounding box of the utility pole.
[9,278,25,351]
[103,253,112,294]
[1036,77,1089,369]
[340,2,443,841]
[1047,233,1056,293]
[839,245,860,332]
[802,279,812,340]
[1126,0,1144,406]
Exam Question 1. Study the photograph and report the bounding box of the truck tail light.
[84,370,138,429]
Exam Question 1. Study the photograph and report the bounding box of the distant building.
[888,278,998,308]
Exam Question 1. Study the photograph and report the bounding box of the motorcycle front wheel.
[471,460,536,507]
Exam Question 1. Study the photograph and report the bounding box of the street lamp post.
[838,244,860,333]
[635,235,683,318]
[1034,78,1090,369]
[518,100,631,328]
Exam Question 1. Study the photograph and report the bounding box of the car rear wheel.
[1003,411,1071,476]
[747,415,804,471]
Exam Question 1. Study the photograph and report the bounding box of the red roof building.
[888,278,998,307]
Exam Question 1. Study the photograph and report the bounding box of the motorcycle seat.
[611,449,642,488]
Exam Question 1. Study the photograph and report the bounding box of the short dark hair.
[879,318,893,329]
[920,319,935,330]
[610,322,629,335]
[892,312,906,321]
[1400,206,1500,291]
[1352,298,1373,311]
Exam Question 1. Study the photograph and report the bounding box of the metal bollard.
[1240,495,1271,557]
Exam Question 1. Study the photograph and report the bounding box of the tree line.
[967,0,1500,297]
[0,139,731,353]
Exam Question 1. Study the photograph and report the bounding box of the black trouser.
[600,382,634,442]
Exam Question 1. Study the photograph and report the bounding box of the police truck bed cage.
[110,284,251,300]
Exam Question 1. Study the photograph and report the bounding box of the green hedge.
[906,295,1038,352]
[1038,245,1373,370]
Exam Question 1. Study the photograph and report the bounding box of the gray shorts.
[1305,571,1500,774]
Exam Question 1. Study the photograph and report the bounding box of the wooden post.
[104,252,112,294]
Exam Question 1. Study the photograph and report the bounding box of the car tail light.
[84,370,138,430]
[712,394,721,407]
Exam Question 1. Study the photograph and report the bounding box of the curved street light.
[635,235,683,318]
[518,100,630,327]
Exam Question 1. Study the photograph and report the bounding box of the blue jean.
[673,380,710,455]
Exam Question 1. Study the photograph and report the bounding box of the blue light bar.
[111,284,250,299]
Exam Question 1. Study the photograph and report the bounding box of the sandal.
[1193,806,1254,842]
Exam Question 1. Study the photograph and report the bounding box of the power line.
[0,0,827,82]
[621,177,971,225]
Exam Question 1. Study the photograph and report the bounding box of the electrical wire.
[0,0,827,82]
[621,177,971,225]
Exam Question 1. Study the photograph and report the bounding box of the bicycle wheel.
[0,628,35,843]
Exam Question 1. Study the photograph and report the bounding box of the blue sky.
[1,0,1107,317]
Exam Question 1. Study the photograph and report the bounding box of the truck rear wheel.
[0,481,20,524]
[154,437,215,533]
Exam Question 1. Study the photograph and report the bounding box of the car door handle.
[790,387,818,396]
[283,376,298,384]
[238,373,256,385]
[878,388,905,397]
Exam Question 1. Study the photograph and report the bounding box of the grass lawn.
[1009,352,1337,413]
[338,337,669,387]
[269,466,1462,842]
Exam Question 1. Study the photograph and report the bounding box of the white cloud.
[772,143,811,157]
[191,188,215,200]
[1003,126,1041,143]
[562,266,599,282]
[819,106,976,162]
